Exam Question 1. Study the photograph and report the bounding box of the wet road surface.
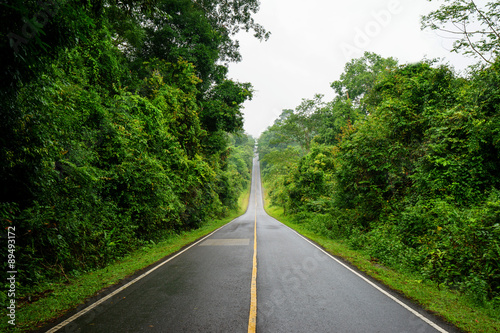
[43,155,458,333]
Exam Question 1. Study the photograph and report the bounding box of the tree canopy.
[0,0,262,297]
[259,52,500,312]
[421,0,500,64]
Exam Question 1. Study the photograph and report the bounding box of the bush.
[419,193,500,302]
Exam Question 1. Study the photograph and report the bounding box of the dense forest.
[259,1,500,313]
[2,0,500,327]
[0,0,263,297]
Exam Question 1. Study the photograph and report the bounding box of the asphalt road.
[43,155,459,333]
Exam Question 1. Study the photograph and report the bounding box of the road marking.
[248,182,258,333]
[199,239,250,246]
[44,221,238,333]
[274,218,450,333]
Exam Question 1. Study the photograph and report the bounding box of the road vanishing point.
[42,155,460,333]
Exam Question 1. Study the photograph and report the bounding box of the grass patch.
[3,186,251,333]
[262,186,500,333]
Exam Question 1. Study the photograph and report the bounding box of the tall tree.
[271,95,325,153]
[421,0,500,64]
[330,51,398,108]
[0,0,267,290]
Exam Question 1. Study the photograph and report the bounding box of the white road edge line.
[44,220,238,333]
[273,218,450,333]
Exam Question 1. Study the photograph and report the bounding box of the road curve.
[41,155,459,333]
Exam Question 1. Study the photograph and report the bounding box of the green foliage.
[0,0,260,299]
[201,80,253,133]
[134,0,269,92]
[394,195,500,305]
[331,51,398,106]
[287,145,336,214]
[313,98,358,145]
[259,52,500,313]
[217,133,255,210]
[421,0,500,64]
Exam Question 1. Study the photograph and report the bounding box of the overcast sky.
[228,0,481,138]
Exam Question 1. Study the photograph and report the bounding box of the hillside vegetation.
[0,0,262,302]
[259,2,500,317]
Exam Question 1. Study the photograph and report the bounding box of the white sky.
[228,0,482,138]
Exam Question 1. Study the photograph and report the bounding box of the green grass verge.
[3,186,251,333]
[262,186,500,333]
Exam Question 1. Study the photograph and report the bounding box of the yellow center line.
[248,181,258,333]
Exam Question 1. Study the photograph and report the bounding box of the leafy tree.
[312,53,397,146]
[331,51,398,107]
[332,62,460,227]
[260,54,500,306]
[201,80,253,133]
[217,132,255,211]
[286,144,336,214]
[0,0,265,294]
[269,95,325,153]
[313,98,358,145]
[422,0,500,64]
[259,146,302,213]
[131,0,268,90]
